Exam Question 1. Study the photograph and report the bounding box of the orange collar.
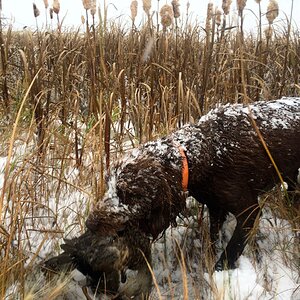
[176,144,189,192]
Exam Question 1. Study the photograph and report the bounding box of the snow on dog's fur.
[45,98,300,298]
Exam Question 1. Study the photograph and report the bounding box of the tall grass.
[0,0,299,298]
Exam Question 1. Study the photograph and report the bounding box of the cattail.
[207,2,214,21]
[264,26,273,39]
[205,2,213,33]
[142,0,151,16]
[160,4,174,30]
[142,36,155,62]
[171,0,180,19]
[33,3,40,18]
[53,0,60,14]
[266,0,279,25]
[130,0,138,21]
[82,0,91,10]
[81,15,85,24]
[222,0,232,15]
[215,8,222,27]
[237,0,247,16]
[49,7,53,19]
[254,0,261,3]
[43,0,49,9]
[90,0,96,16]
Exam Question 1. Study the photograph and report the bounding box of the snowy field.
[1,138,299,300]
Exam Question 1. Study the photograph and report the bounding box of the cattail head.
[205,2,214,33]
[207,2,214,21]
[43,0,49,9]
[237,0,247,17]
[49,7,53,19]
[33,3,40,18]
[222,0,232,15]
[53,0,60,14]
[142,0,151,16]
[160,4,174,30]
[82,0,91,10]
[171,0,180,19]
[90,0,96,16]
[187,1,190,12]
[130,0,138,22]
[264,26,273,39]
[215,8,222,27]
[266,0,279,25]
[255,0,261,3]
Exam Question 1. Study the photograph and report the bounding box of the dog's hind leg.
[214,201,260,271]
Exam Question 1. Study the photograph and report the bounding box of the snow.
[148,206,299,300]
[202,97,300,130]
[1,98,300,299]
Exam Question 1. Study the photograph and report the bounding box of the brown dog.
[46,98,300,296]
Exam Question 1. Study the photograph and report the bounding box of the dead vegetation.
[0,0,299,298]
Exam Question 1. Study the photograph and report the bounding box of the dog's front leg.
[207,205,228,253]
[214,204,260,271]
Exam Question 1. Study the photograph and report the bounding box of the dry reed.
[0,0,299,298]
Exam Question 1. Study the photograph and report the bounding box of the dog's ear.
[86,155,184,234]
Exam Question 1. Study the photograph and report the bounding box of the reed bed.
[0,0,299,298]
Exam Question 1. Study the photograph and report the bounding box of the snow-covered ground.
[1,138,299,300]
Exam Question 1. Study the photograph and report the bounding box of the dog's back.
[205,98,298,186]
[178,98,300,269]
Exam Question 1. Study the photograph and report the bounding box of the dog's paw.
[214,258,236,272]
[214,260,224,272]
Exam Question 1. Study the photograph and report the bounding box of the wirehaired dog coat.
[46,98,300,296]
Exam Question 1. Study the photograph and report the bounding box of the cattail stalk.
[279,0,292,98]
[236,0,247,39]
[43,0,49,26]
[52,0,60,31]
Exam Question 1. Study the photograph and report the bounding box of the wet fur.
[45,98,300,297]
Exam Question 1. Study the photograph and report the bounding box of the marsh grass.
[0,0,299,298]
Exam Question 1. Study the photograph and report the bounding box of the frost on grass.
[0,136,91,272]
[16,194,298,300]
[151,202,299,300]
[1,98,300,299]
